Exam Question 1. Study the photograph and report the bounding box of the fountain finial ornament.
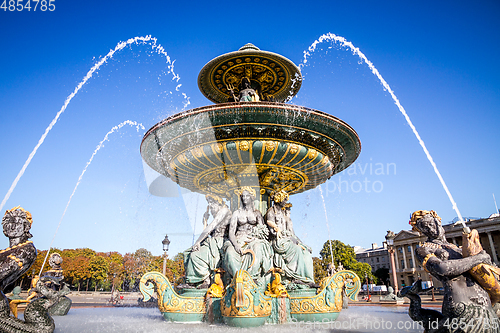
[197,43,302,103]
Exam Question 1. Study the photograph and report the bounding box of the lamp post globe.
[385,230,398,294]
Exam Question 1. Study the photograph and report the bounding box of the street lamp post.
[430,275,436,301]
[385,230,399,294]
[162,234,170,276]
[365,273,371,302]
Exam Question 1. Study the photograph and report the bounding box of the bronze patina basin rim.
[141,102,360,205]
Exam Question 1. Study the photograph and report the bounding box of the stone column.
[388,248,398,294]
[394,247,400,270]
[487,232,499,265]
[410,244,416,269]
[401,245,407,270]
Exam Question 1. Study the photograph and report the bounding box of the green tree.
[374,267,389,285]
[351,262,377,284]
[313,257,327,283]
[319,240,356,269]
[319,240,376,283]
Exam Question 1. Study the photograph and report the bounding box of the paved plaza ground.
[13,291,445,332]
[36,291,443,307]
[14,290,444,308]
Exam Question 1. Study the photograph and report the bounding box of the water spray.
[494,194,499,214]
[301,33,467,232]
[39,120,145,276]
[0,35,187,213]
[318,185,334,265]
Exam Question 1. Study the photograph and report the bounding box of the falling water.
[0,35,187,212]
[494,194,499,214]
[39,120,145,275]
[318,185,334,264]
[300,33,465,225]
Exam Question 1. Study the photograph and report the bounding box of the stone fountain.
[139,44,362,327]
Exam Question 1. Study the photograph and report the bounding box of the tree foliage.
[14,248,185,292]
[374,267,390,285]
[318,240,377,284]
[313,257,327,283]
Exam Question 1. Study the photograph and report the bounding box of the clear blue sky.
[1,1,499,257]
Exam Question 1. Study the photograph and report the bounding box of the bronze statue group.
[182,188,316,292]
[0,207,70,333]
[401,210,500,332]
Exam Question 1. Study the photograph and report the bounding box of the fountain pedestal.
[140,270,360,327]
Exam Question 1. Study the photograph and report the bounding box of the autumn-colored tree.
[104,251,125,291]
[11,247,184,291]
[123,248,161,291]
[165,253,184,285]
[60,248,96,290]
[29,250,51,278]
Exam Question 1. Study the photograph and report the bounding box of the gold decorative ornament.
[192,147,203,158]
[7,254,23,268]
[265,141,276,152]
[409,210,441,232]
[0,241,33,255]
[198,44,302,104]
[238,140,250,151]
[462,229,500,303]
[289,271,360,315]
[265,269,289,297]
[220,270,272,318]
[213,143,224,154]
[3,206,33,226]
[272,190,289,204]
[421,253,436,273]
[207,270,225,298]
[140,272,205,314]
[307,149,318,160]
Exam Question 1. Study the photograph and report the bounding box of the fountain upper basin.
[141,102,360,204]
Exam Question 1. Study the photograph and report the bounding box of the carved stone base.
[289,270,360,323]
[221,270,272,327]
[139,269,361,327]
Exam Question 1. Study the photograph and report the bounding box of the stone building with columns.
[390,215,500,289]
[355,243,390,273]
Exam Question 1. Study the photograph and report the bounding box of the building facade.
[355,243,390,274]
